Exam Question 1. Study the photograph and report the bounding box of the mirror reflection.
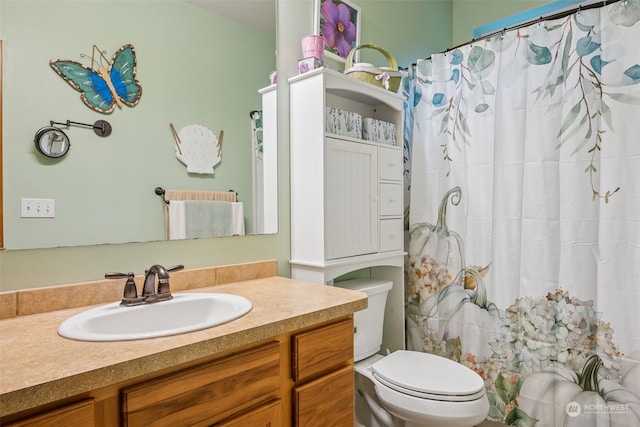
[1,0,277,250]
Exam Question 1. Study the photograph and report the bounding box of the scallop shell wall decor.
[173,124,222,174]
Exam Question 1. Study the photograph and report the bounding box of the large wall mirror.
[1,0,277,250]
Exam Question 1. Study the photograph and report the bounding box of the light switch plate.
[21,198,55,218]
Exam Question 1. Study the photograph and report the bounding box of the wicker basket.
[344,44,402,92]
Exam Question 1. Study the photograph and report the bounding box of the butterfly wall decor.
[50,44,142,114]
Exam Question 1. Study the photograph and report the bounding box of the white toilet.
[335,279,490,427]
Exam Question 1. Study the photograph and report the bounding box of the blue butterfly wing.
[50,60,116,113]
[109,44,142,106]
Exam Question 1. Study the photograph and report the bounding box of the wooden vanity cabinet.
[291,319,355,427]
[2,318,356,427]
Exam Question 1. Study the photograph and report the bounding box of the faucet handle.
[156,265,184,300]
[105,271,130,280]
[167,265,185,273]
[106,272,144,306]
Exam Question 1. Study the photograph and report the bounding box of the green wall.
[1,0,547,292]
[358,0,453,68]
[453,0,547,46]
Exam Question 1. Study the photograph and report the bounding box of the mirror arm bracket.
[50,119,112,137]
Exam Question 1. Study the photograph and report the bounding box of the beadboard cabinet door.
[325,138,378,260]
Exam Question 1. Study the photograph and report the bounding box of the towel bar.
[154,187,238,204]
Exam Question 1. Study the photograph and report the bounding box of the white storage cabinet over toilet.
[288,67,406,352]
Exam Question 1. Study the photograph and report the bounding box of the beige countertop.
[0,276,367,417]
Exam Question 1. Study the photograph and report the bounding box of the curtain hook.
[501,28,506,39]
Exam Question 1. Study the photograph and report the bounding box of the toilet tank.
[334,279,393,362]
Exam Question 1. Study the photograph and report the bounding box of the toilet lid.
[371,351,486,402]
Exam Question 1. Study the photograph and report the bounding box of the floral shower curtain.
[404,1,640,425]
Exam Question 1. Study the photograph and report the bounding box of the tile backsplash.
[0,260,277,319]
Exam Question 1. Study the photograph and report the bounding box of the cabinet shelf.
[290,67,404,109]
[325,132,401,149]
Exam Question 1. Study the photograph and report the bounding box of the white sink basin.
[58,293,252,341]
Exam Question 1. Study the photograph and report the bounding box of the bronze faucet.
[105,264,184,306]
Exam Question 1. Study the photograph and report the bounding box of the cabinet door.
[214,400,281,427]
[293,365,354,427]
[5,399,95,427]
[292,319,354,382]
[325,138,378,260]
[122,342,280,427]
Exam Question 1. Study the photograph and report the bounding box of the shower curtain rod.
[421,0,621,62]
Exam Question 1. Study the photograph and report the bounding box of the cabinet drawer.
[293,365,354,427]
[379,183,402,216]
[214,400,281,427]
[5,399,95,427]
[378,146,402,181]
[122,342,280,427]
[380,219,403,252]
[292,319,353,382]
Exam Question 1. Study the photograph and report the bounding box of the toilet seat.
[371,351,486,402]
